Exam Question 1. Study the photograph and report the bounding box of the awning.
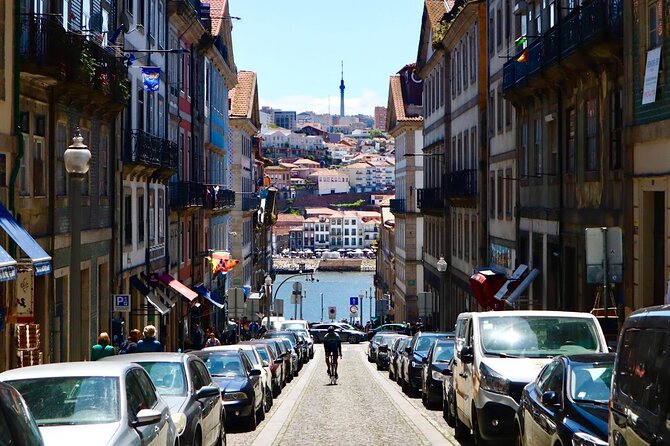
[194,284,224,309]
[0,204,51,275]
[130,275,174,315]
[0,245,17,282]
[146,293,171,315]
[130,275,151,296]
[469,269,507,310]
[159,273,198,301]
[498,268,540,306]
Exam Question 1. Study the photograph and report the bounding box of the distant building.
[374,106,388,130]
[265,165,292,198]
[301,209,381,250]
[273,110,297,130]
[307,169,350,195]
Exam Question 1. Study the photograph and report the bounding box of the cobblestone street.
[228,343,470,446]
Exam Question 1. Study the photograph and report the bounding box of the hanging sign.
[642,47,662,105]
[141,67,161,92]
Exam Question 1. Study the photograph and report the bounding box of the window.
[470,29,477,82]
[124,193,132,246]
[534,118,542,175]
[505,0,511,41]
[463,41,468,91]
[56,123,67,196]
[505,168,513,219]
[452,214,457,256]
[457,48,461,93]
[497,170,504,218]
[610,89,622,170]
[648,1,662,49]
[488,15,495,55]
[471,127,478,168]
[451,54,456,98]
[137,190,145,244]
[566,108,576,173]
[158,190,165,243]
[521,122,529,177]
[457,214,463,258]
[157,0,164,48]
[127,0,133,15]
[489,91,495,136]
[490,172,496,219]
[33,136,46,197]
[99,132,109,197]
[497,89,504,133]
[149,190,155,243]
[496,7,503,48]
[505,98,513,128]
[585,98,599,171]
[138,0,145,28]
[19,137,28,196]
[471,218,477,262]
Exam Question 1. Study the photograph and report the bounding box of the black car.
[401,331,454,396]
[515,353,614,446]
[421,339,455,409]
[309,323,366,344]
[263,331,304,368]
[389,336,411,382]
[193,349,264,431]
[0,381,44,446]
[376,334,404,370]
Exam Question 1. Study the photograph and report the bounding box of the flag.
[514,35,527,46]
[516,49,529,63]
[141,67,160,91]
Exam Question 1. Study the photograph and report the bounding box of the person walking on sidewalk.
[136,325,164,352]
[322,326,342,378]
[119,329,141,354]
[91,332,115,361]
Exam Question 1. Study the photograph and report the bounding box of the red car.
[248,340,284,396]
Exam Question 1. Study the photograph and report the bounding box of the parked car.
[401,331,454,396]
[252,338,290,386]
[0,381,44,446]
[610,305,670,446]
[263,331,304,368]
[421,338,455,409]
[514,353,613,446]
[396,337,413,387]
[442,358,457,427]
[294,332,311,364]
[451,311,608,445]
[368,333,385,363]
[279,319,309,332]
[102,353,225,446]
[310,323,367,344]
[280,338,301,376]
[192,349,264,431]
[246,341,283,397]
[376,334,405,370]
[0,361,178,446]
[286,328,314,359]
[204,344,273,413]
[367,323,408,340]
[388,336,411,382]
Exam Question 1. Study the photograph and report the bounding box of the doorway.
[642,191,666,307]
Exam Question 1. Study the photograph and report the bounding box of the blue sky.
[229,0,424,117]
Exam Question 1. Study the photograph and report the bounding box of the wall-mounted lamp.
[436,256,448,272]
[544,113,556,123]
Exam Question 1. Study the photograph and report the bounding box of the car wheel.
[193,429,202,446]
[515,424,524,446]
[472,405,486,446]
[216,416,226,446]
[453,398,468,439]
[348,335,358,344]
[444,391,455,427]
[273,382,281,398]
[265,386,273,412]
[389,369,395,380]
[246,402,257,431]
[257,395,266,422]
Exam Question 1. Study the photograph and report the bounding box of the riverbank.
[272,258,375,272]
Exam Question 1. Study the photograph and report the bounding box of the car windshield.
[139,362,187,396]
[281,322,306,330]
[379,336,397,347]
[242,350,260,368]
[340,324,355,330]
[433,343,455,363]
[416,335,444,352]
[195,353,246,377]
[479,316,603,358]
[569,362,613,403]
[10,377,120,426]
[256,347,270,362]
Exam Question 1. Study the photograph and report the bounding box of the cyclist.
[322,326,342,378]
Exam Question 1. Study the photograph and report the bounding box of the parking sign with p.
[113,294,131,312]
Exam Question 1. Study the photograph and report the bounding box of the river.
[273,271,377,324]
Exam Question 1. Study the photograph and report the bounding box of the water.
[273,271,376,324]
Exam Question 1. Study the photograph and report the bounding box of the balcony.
[20,14,128,109]
[417,188,444,214]
[169,181,204,210]
[123,130,178,179]
[446,169,478,202]
[204,186,235,211]
[389,198,406,215]
[502,0,623,93]
[241,195,260,212]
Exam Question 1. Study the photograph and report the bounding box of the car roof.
[562,353,615,364]
[416,332,454,337]
[628,304,670,320]
[192,349,240,356]
[204,345,257,352]
[102,352,196,364]
[0,361,140,381]
[459,310,599,319]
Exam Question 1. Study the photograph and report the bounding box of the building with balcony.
[503,0,623,311]
[307,169,350,196]
[229,71,260,293]
[375,207,396,322]
[387,62,425,323]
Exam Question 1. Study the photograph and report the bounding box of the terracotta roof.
[293,158,321,166]
[210,0,227,37]
[425,0,447,30]
[390,75,424,123]
[229,71,256,119]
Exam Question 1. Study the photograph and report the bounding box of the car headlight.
[222,392,248,401]
[171,412,187,436]
[479,362,509,395]
[571,432,607,446]
[431,370,445,381]
[411,360,422,368]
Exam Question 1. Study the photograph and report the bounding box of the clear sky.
[228,0,424,117]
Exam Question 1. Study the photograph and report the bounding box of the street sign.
[328,306,337,320]
[349,305,358,317]
[349,296,359,306]
[113,294,131,312]
[291,291,300,304]
[293,282,303,292]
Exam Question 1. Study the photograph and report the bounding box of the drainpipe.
[10,0,23,215]
[557,86,564,309]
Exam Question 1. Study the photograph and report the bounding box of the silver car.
[102,353,225,446]
[0,361,178,446]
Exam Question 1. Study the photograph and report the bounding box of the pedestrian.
[119,329,141,354]
[204,331,222,347]
[249,320,259,339]
[136,325,164,352]
[91,332,115,361]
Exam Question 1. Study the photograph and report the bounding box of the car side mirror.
[196,385,220,400]
[405,346,412,354]
[132,408,163,427]
[249,368,262,376]
[541,391,560,406]
[460,345,474,364]
[262,360,269,367]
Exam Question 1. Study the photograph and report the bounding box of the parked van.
[609,305,670,446]
[263,316,285,331]
[451,311,608,444]
[279,319,309,331]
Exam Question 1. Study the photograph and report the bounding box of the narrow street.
[228,343,469,446]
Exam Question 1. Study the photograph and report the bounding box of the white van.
[450,311,608,444]
[279,319,309,331]
[263,316,285,331]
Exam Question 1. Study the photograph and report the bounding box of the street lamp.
[437,257,448,272]
[358,292,364,326]
[264,275,273,329]
[64,128,91,361]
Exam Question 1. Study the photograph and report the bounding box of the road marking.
[251,356,318,446]
[360,350,457,446]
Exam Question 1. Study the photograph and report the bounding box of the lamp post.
[64,128,91,361]
[264,276,273,329]
[358,292,364,326]
[436,256,448,330]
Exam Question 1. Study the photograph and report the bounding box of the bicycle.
[327,350,338,385]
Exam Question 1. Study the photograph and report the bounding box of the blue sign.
[113,294,131,312]
[141,67,160,91]
[350,297,359,306]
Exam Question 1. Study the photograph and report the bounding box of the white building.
[301,209,381,250]
[307,170,350,195]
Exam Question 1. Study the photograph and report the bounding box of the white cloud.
[260,90,383,116]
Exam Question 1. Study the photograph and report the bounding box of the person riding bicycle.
[322,326,342,378]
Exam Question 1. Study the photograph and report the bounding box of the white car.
[204,344,273,413]
[0,361,178,446]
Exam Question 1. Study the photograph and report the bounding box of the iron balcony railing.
[204,186,235,210]
[169,181,204,209]
[160,140,178,172]
[389,198,406,214]
[125,130,161,166]
[241,195,260,211]
[446,169,477,198]
[502,0,623,92]
[417,188,444,212]
[20,14,127,101]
